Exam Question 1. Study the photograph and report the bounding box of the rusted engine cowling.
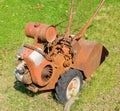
[24,22,57,43]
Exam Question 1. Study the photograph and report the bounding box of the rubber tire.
[55,68,83,104]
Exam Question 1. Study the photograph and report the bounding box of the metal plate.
[29,50,45,66]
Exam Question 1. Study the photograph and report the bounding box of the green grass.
[0,0,120,111]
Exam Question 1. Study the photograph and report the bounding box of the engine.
[14,23,73,92]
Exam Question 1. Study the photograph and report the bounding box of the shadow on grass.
[14,81,53,98]
[14,81,34,97]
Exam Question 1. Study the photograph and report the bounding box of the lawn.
[0,0,120,111]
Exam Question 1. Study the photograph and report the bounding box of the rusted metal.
[23,44,52,61]
[72,0,95,32]
[74,0,106,40]
[14,0,108,94]
[41,65,53,82]
[22,70,32,84]
[71,38,108,80]
[64,0,75,38]
[25,22,57,43]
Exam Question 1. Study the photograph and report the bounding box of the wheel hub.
[66,76,80,99]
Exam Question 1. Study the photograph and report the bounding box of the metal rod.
[64,0,75,38]
[74,0,106,40]
[72,0,95,33]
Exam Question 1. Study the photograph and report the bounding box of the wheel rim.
[66,76,80,99]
